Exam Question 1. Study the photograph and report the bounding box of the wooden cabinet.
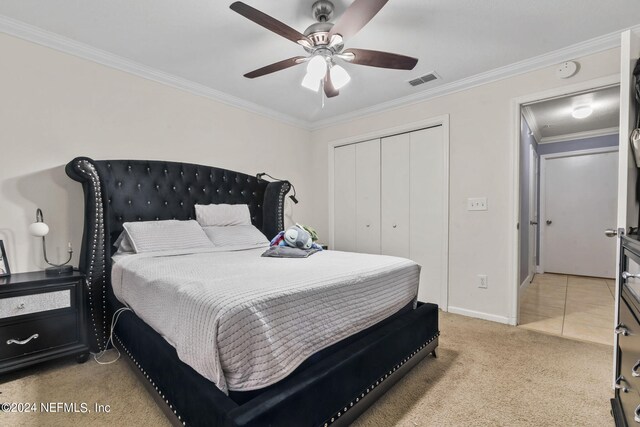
[0,271,89,374]
[332,125,447,305]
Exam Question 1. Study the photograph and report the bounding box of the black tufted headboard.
[65,157,290,352]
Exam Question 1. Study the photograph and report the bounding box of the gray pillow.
[122,220,214,253]
[203,225,269,248]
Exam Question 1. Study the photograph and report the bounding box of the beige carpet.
[0,312,614,427]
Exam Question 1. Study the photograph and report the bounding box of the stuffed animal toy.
[283,225,312,249]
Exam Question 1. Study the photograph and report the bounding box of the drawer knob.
[615,324,630,336]
[6,334,39,346]
[635,404,640,423]
[633,360,640,378]
[616,376,630,393]
[16,303,25,310]
[623,271,640,280]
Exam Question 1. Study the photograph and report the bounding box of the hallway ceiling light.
[571,105,593,119]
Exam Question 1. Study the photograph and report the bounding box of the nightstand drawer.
[0,313,78,361]
[0,289,71,319]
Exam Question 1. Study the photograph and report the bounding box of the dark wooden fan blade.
[244,56,306,78]
[329,0,389,41]
[343,48,418,70]
[324,73,339,98]
[230,2,312,47]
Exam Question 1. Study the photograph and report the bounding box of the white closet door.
[381,133,411,258]
[410,126,446,305]
[334,144,357,252]
[355,139,381,254]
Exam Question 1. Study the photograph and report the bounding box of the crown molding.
[521,106,542,143]
[538,126,619,144]
[1,14,638,132]
[0,15,310,130]
[310,24,640,130]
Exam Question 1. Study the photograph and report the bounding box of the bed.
[66,157,439,427]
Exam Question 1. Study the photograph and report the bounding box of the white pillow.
[122,220,214,253]
[113,231,135,253]
[203,225,269,248]
[195,204,251,227]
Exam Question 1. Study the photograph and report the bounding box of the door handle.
[605,229,618,237]
[529,221,538,225]
[546,220,552,225]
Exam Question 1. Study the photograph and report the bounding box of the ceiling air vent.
[408,72,439,87]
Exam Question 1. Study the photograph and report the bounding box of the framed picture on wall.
[0,240,10,277]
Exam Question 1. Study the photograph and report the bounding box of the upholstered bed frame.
[66,157,439,427]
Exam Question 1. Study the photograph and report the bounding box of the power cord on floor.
[91,307,132,365]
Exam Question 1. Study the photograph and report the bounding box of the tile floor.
[518,273,615,346]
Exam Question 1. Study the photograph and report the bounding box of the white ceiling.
[523,85,620,143]
[1,0,639,126]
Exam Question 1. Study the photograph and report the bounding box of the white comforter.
[112,247,420,393]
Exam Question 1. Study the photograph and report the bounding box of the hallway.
[519,273,614,345]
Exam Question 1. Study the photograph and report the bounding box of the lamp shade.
[29,221,49,237]
[330,64,350,89]
[301,72,321,92]
[306,55,327,80]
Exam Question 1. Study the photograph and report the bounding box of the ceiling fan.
[229,0,418,98]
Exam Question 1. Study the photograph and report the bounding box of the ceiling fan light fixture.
[330,64,351,89]
[307,55,328,80]
[572,105,593,119]
[301,72,321,92]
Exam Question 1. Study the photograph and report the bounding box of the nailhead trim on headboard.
[75,159,109,351]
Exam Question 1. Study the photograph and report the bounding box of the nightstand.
[0,271,89,374]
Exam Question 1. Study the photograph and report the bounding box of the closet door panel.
[355,139,381,254]
[381,133,411,258]
[410,126,446,305]
[334,144,357,252]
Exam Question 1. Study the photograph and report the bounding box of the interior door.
[542,151,618,278]
[381,133,411,258]
[334,144,357,252]
[355,139,381,254]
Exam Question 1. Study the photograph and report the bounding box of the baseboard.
[447,306,510,325]
[536,266,544,274]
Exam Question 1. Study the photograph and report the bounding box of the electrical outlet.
[467,197,488,211]
[478,274,488,289]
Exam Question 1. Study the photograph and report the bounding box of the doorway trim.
[509,74,620,326]
[538,146,620,273]
[327,114,450,311]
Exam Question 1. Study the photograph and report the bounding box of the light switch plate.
[467,197,488,211]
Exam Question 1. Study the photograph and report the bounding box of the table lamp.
[28,208,73,275]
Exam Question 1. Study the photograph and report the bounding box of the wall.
[519,118,539,285]
[0,33,312,273]
[310,48,621,323]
